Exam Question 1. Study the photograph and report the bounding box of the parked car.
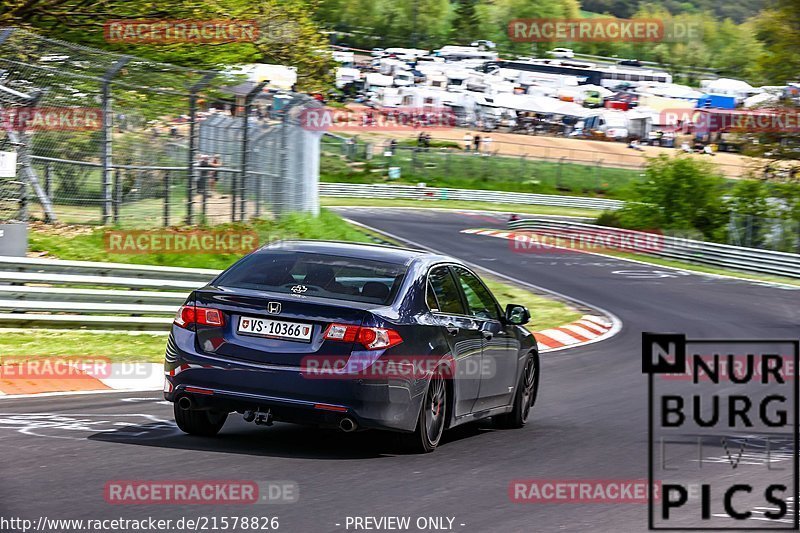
[165,242,540,453]
[546,48,574,59]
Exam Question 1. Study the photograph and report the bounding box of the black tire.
[402,366,448,453]
[495,352,539,429]
[174,403,228,437]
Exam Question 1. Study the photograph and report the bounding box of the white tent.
[491,93,589,117]
[643,84,703,99]
[700,78,758,98]
[743,92,779,108]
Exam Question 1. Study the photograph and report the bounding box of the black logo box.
[643,333,800,531]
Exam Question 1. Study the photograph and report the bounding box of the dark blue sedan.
[164,241,539,452]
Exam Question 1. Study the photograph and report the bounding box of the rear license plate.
[237,316,313,342]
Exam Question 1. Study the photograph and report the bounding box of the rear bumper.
[164,331,427,432]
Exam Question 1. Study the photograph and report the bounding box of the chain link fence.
[0,27,322,227]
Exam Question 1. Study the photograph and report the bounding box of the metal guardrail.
[320,183,623,210]
[508,218,800,279]
[0,257,219,330]
[0,256,219,281]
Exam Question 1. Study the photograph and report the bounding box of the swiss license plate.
[237,316,312,342]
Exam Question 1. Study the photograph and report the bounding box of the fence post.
[112,169,121,224]
[163,170,170,227]
[44,164,52,199]
[255,172,262,219]
[230,168,237,222]
[240,81,268,222]
[187,73,217,225]
[101,56,130,225]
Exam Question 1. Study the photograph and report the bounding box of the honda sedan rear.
[164,241,538,452]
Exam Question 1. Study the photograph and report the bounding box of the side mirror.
[505,304,530,326]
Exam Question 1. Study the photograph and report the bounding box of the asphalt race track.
[2,207,799,532]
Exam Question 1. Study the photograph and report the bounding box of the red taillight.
[174,305,225,328]
[323,323,359,342]
[323,323,403,350]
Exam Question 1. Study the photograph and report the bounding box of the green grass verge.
[321,197,599,218]
[481,278,582,332]
[29,209,371,270]
[321,148,644,199]
[0,331,168,362]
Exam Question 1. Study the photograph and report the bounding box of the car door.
[451,266,518,411]
[426,266,483,417]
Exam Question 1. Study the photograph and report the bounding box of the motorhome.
[335,67,362,89]
[364,72,394,91]
[484,59,672,88]
[445,70,472,92]
[384,48,429,61]
[582,110,630,139]
[435,45,498,62]
[229,64,298,91]
[332,51,355,67]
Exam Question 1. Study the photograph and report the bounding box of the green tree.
[755,0,800,85]
[0,0,333,90]
[616,155,728,239]
[726,179,773,247]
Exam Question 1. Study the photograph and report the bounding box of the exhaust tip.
[339,417,357,433]
[177,396,193,410]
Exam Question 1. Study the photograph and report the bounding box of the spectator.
[482,135,493,155]
[210,154,222,188]
[463,131,473,151]
[473,134,481,153]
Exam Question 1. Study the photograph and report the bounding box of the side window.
[428,267,466,315]
[453,267,500,321]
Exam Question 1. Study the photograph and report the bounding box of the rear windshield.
[215,251,408,305]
